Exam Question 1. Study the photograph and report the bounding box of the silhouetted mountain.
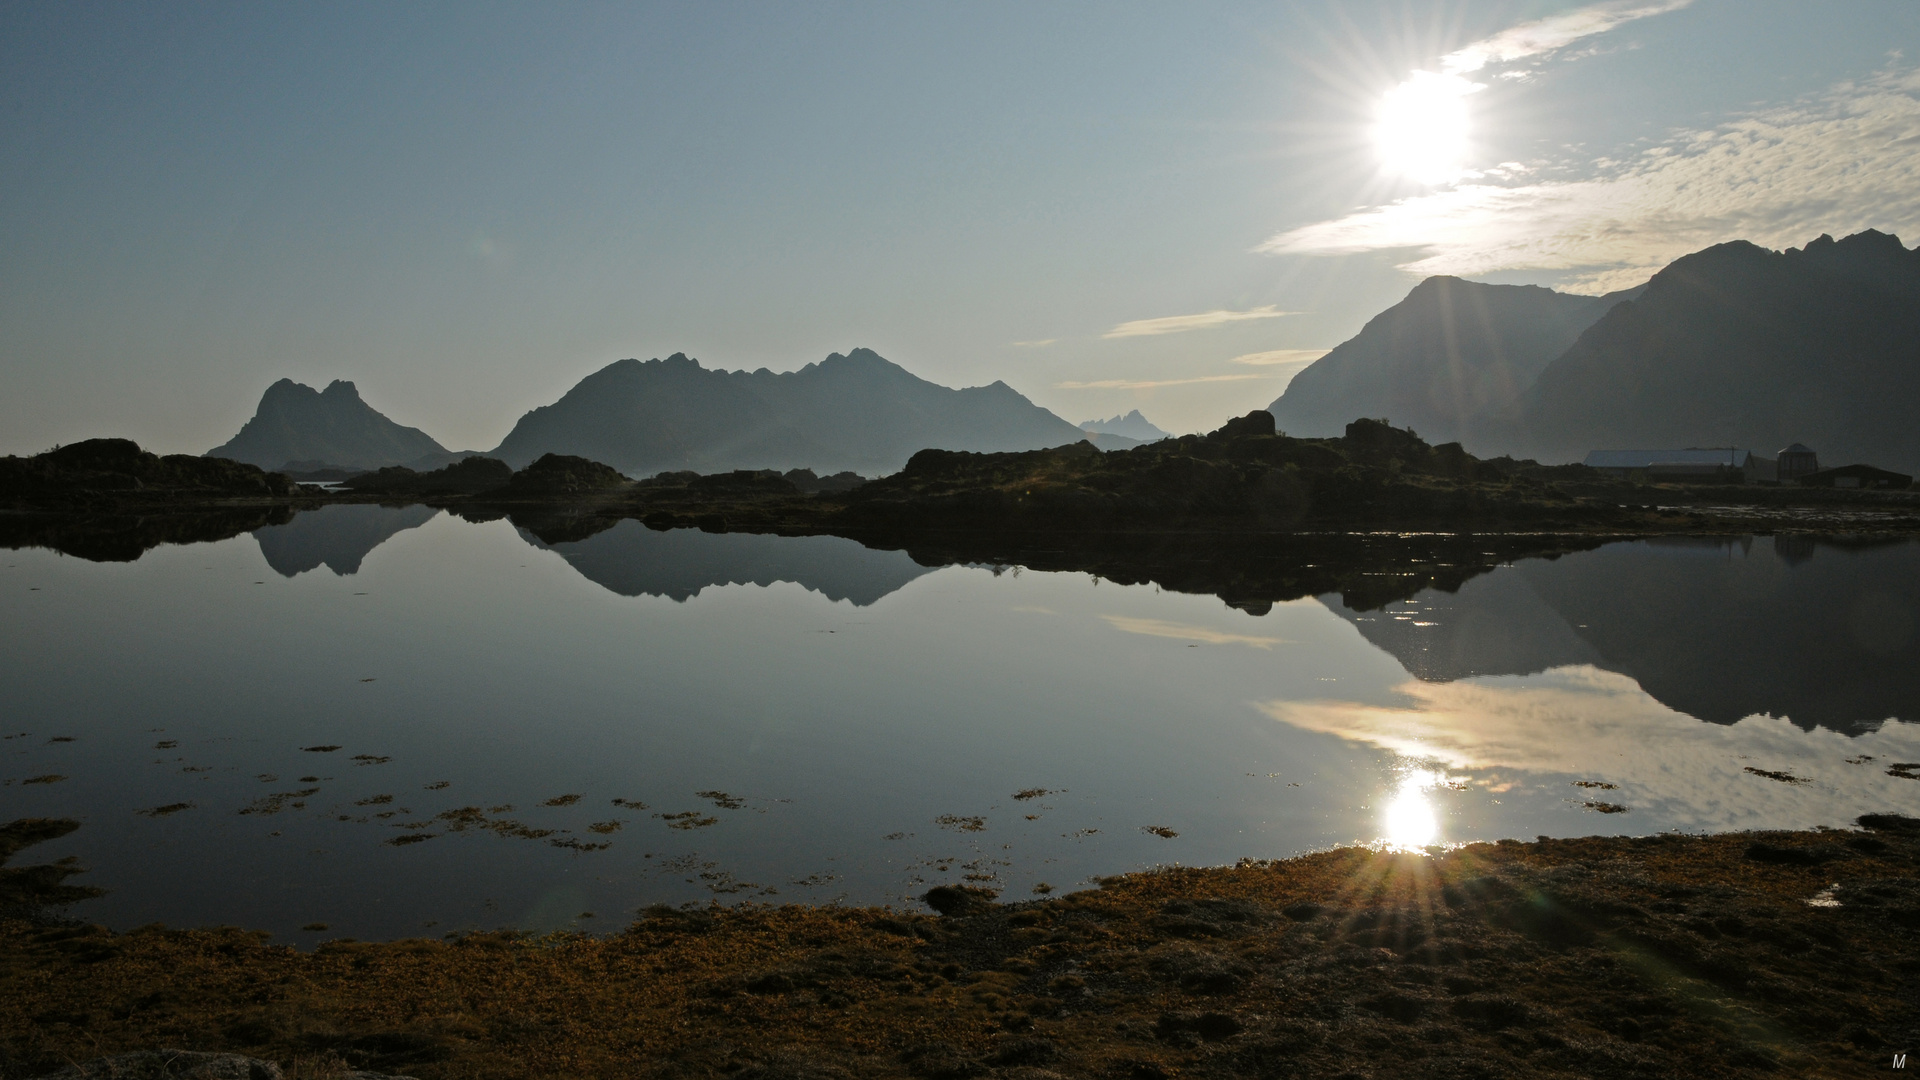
[1268,277,1643,446]
[207,379,453,471]
[253,504,440,576]
[489,349,1093,476]
[1323,536,1920,735]
[1521,231,1920,470]
[1080,410,1171,442]
[521,520,937,604]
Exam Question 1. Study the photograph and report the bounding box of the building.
[1777,443,1820,481]
[1798,464,1912,490]
[1582,448,1775,484]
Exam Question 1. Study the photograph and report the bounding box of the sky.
[2,0,1917,453]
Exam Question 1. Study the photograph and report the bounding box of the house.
[1798,464,1912,490]
[1582,448,1775,484]
[1777,443,1820,480]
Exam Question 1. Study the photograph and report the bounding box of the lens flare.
[1372,71,1481,185]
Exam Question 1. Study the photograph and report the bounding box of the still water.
[3,507,1918,941]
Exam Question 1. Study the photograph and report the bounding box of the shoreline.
[4,819,1916,1079]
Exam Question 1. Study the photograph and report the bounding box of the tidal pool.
[3,508,1916,941]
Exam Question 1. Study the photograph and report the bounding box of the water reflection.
[253,503,440,576]
[1322,536,1920,734]
[1381,769,1441,850]
[522,519,937,604]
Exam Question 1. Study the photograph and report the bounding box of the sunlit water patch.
[1,514,1915,940]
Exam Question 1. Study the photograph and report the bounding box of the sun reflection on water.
[1380,767,1445,851]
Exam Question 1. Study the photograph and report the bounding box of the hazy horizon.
[3,1,1917,454]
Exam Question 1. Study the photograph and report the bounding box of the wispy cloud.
[1440,1,1693,76]
[1057,373,1277,390]
[1104,615,1291,650]
[1264,67,1920,292]
[1011,338,1056,348]
[1103,306,1297,339]
[1229,349,1329,367]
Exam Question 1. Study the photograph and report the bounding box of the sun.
[1372,70,1480,185]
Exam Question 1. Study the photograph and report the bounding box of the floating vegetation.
[300,923,328,931]
[1889,763,1920,780]
[298,776,320,783]
[302,745,341,753]
[1031,882,1054,894]
[1744,767,1812,785]
[255,774,277,783]
[1066,828,1098,838]
[549,837,610,852]
[883,832,907,841]
[22,775,66,785]
[1012,788,1052,800]
[1583,801,1630,814]
[354,795,394,806]
[385,834,434,846]
[696,790,743,810]
[1572,780,1619,790]
[488,804,514,814]
[48,736,74,743]
[423,806,555,840]
[543,794,583,807]
[238,788,319,815]
[1142,826,1179,839]
[611,797,648,809]
[136,803,194,817]
[935,814,986,833]
[587,821,622,834]
[351,754,392,766]
[425,781,451,790]
[180,766,210,773]
[154,740,177,749]
[658,811,720,830]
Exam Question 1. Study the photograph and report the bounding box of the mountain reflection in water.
[521,519,937,605]
[1320,536,1920,734]
[253,503,440,576]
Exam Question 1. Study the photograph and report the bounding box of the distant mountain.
[207,379,457,471]
[1080,410,1171,442]
[1520,231,1920,471]
[1268,276,1643,447]
[489,349,1093,476]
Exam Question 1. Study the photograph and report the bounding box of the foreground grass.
[4,824,1917,1079]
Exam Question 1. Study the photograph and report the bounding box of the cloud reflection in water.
[1263,665,1920,833]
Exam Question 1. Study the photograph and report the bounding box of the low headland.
[2,815,1916,1079]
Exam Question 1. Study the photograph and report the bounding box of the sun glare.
[1381,768,1442,850]
[1372,71,1480,185]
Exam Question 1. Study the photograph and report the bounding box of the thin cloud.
[1103,306,1297,339]
[1011,338,1057,347]
[1230,349,1329,367]
[1441,0,1693,75]
[1057,373,1277,390]
[1104,615,1291,650]
[1263,67,1920,293]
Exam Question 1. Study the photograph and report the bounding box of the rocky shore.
[3,816,1916,1079]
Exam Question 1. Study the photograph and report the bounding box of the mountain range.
[1080,410,1171,442]
[1270,230,1920,472]
[209,350,1123,478]
[489,348,1121,475]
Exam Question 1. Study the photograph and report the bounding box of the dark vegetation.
[0,439,297,510]
[3,816,1915,1078]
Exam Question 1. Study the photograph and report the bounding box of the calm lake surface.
[4,506,1918,942]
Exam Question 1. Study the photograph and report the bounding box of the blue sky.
[2,1,1916,452]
